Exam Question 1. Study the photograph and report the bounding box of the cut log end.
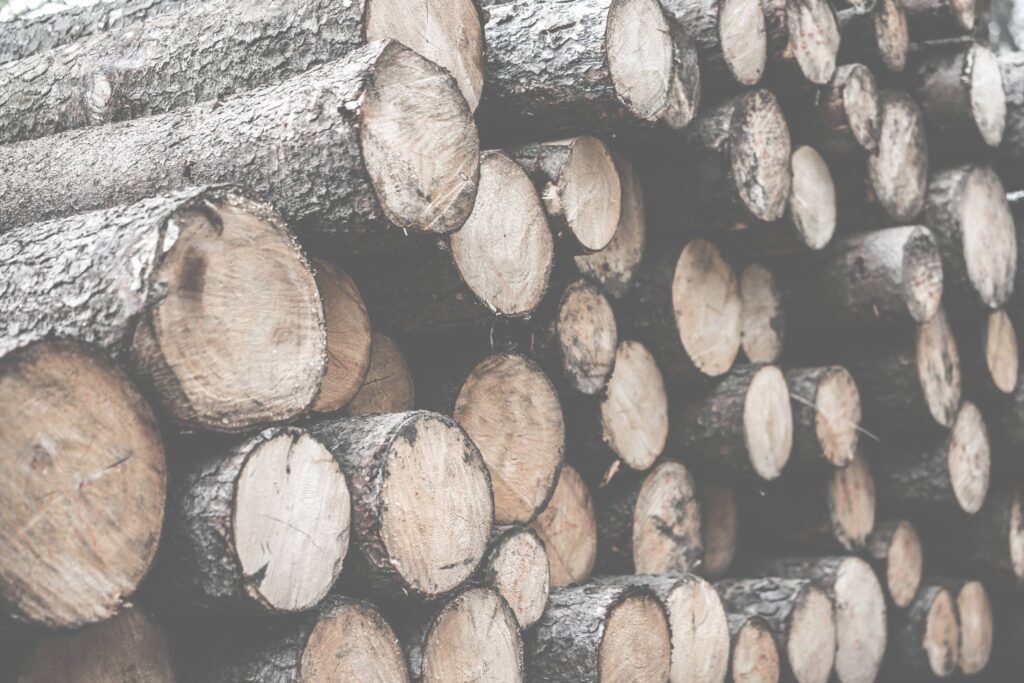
[674,239,742,376]
[343,334,415,416]
[553,136,622,252]
[702,482,739,578]
[744,365,793,480]
[923,588,960,677]
[632,461,702,573]
[842,64,882,153]
[968,45,1007,147]
[869,91,928,223]
[956,581,993,675]
[915,308,962,428]
[902,226,944,324]
[311,260,372,413]
[530,466,597,588]
[556,280,618,395]
[733,617,781,683]
[451,151,553,317]
[599,591,672,682]
[731,90,792,222]
[790,586,838,683]
[600,340,668,470]
[721,0,768,85]
[834,557,888,683]
[875,0,909,73]
[360,42,480,235]
[947,401,990,515]
[740,264,785,364]
[484,528,550,629]
[454,353,564,524]
[886,520,924,609]
[815,367,862,468]
[789,146,836,251]
[0,341,166,629]
[789,0,841,85]
[828,451,875,550]
[301,599,409,682]
[665,576,731,683]
[960,166,1016,309]
[606,0,675,121]
[985,310,1019,395]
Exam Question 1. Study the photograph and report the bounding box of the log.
[945,483,1024,588]
[477,526,550,629]
[740,264,786,364]
[405,586,523,683]
[308,411,494,601]
[999,52,1024,189]
[0,340,165,630]
[595,461,703,574]
[715,577,836,683]
[0,186,326,432]
[727,614,782,683]
[342,334,415,416]
[530,466,598,588]
[592,574,731,683]
[922,164,1017,310]
[310,260,371,414]
[785,366,862,470]
[0,41,481,253]
[902,0,978,40]
[526,582,672,683]
[747,556,888,683]
[18,607,174,682]
[866,519,924,608]
[507,136,622,253]
[796,64,882,156]
[837,0,910,74]
[668,364,793,481]
[927,578,994,675]
[150,427,351,614]
[957,308,1020,400]
[761,0,841,86]
[700,481,740,578]
[892,585,960,677]
[619,239,742,380]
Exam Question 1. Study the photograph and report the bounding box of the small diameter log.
[701,481,740,578]
[527,583,672,683]
[1000,52,1024,189]
[573,152,647,299]
[786,366,862,470]
[311,260,371,413]
[740,264,785,363]
[837,0,910,74]
[748,556,888,683]
[354,150,553,334]
[958,309,1020,400]
[866,519,924,609]
[0,341,165,630]
[191,597,409,682]
[18,607,174,682]
[901,0,977,40]
[927,579,994,675]
[152,428,350,614]
[727,614,782,683]
[893,585,960,677]
[308,411,494,601]
[798,64,881,156]
[530,466,598,588]
[593,574,731,683]
[406,586,524,683]
[923,164,1017,310]
[343,334,415,416]
[595,461,703,574]
[0,186,326,432]
[478,526,550,629]
[565,340,669,484]
[716,578,836,683]
[620,239,742,380]
[507,136,622,253]
[761,0,841,86]
[669,364,793,482]
[0,41,481,253]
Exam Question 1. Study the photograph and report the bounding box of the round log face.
[986,310,1018,394]
[487,529,550,629]
[365,0,484,111]
[946,401,990,515]
[556,136,622,252]
[827,452,875,550]
[673,239,742,377]
[787,0,840,85]
[720,0,768,85]
[915,308,962,429]
[556,280,618,395]
[300,600,409,682]
[732,618,781,683]
[789,146,836,251]
[815,367,861,468]
[833,557,887,683]
[901,227,943,324]
[956,581,993,675]
[421,587,523,683]
[843,65,882,153]
[702,483,739,578]
[233,433,350,612]
[740,264,784,364]
[968,45,1006,147]
[311,260,372,413]
[0,342,165,629]
[731,90,792,222]
[600,340,669,470]
[606,0,674,121]
[743,365,793,480]
[789,587,837,683]
[632,461,702,573]
[530,466,597,588]
[874,0,909,73]
[344,334,415,416]
[380,416,493,596]
[450,152,553,317]
[599,592,672,682]
[923,588,960,677]
[665,577,731,683]
[887,521,923,609]
[960,166,1016,309]
[360,43,480,235]
[868,91,928,223]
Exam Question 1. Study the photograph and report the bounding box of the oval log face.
[556,280,618,395]
[842,64,882,152]
[530,466,597,588]
[874,0,909,73]
[956,581,993,675]
[557,136,622,252]
[901,226,944,324]
[732,618,781,683]
[598,592,672,682]
[968,45,1006,147]
[923,588,960,677]
[719,0,768,85]
[786,0,840,85]
[984,310,1018,395]
[600,340,669,470]
[743,365,793,481]
[730,89,792,222]
[740,264,785,364]
[788,586,837,683]
[605,0,674,121]
[673,239,742,377]
[789,146,836,251]
[815,367,861,468]
[868,90,928,223]
[946,401,990,515]
[886,521,923,609]
[833,557,887,683]
[301,599,410,682]
[960,166,1016,309]
[665,576,731,683]
[485,528,550,629]
[915,307,961,428]
[631,461,702,573]
[827,451,875,550]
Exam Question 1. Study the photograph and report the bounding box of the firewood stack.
[3,0,1024,680]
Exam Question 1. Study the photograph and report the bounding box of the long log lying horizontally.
[477,526,550,629]
[530,466,598,588]
[866,519,924,609]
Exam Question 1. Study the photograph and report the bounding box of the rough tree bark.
[866,519,924,609]
[476,526,550,629]
[837,0,909,73]
[529,466,598,588]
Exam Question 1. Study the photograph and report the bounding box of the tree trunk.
[761,0,840,87]
[740,263,786,363]
[700,481,740,578]
[342,334,415,416]
[307,411,494,601]
[310,260,371,414]
[785,366,862,470]
[476,526,550,629]
[866,519,924,609]
[526,583,672,683]
[0,41,481,254]
[957,308,1020,401]
[837,0,910,74]
[726,614,782,683]
[0,340,165,631]
[901,0,978,40]
[890,585,960,677]
[0,186,326,432]
[529,466,598,588]
[999,52,1024,190]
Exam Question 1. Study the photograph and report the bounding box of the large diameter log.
[761,0,841,86]
[311,260,371,413]
[530,466,598,588]
[958,308,1019,399]
[0,41,481,253]
[353,151,553,334]
[0,341,165,630]
[701,481,740,578]
[716,578,836,683]
[901,0,977,40]
[866,519,924,609]
[619,239,742,380]
[0,0,486,145]
[406,586,524,683]
[837,0,909,74]
[18,607,174,683]
[740,264,785,363]
[595,461,703,574]
[786,366,861,470]
[0,186,326,432]
[151,427,350,614]
[727,614,782,683]
[527,583,672,683]
[343,334,415,416]
[308,411,494,600]
[1000,52,1024,189]
[927,578,994,675]
[797,64,881,156]
[748,556,888,683]
[669,364,793,482]
[478,526,550,629]
[892,585,960,677]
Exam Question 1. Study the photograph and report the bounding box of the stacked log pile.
[3,0,1024,680]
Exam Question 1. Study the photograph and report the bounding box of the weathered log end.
[955,580,993,675]
[741,264,785,363]
[901,226,946,323]
[554,280,618,395]
[982,309,1019,394]
[900,585,960,677]
[917,307,963,428]
[869,90,929,223]
[969,44,1008,147]
[530,466,597,588]
[480,527,550,629]
[876,0,910,73]
[842,64,883,152]
[789,586,837,683]
[827,451,876,550]
[721,0,769,85]
[868,519,924,608]
[632,462,703,573]
[733,89,793,222]
[731,615,781,683]
[965,166,1016,308]
[833,557,888,683]
[701,482,740,578]
[600,589,671,680]
[611,0,677,119]
[600,340,669,471]
[786,0,842,85]
[745,365,794,480]
[790,146,837,251]
[311,260,372,413]
[298,598,410,681]
[787,365,862,468]
[344,334,415,416]
[666,575,731,683]
[675,239,743,377]
[947,401,991,514]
